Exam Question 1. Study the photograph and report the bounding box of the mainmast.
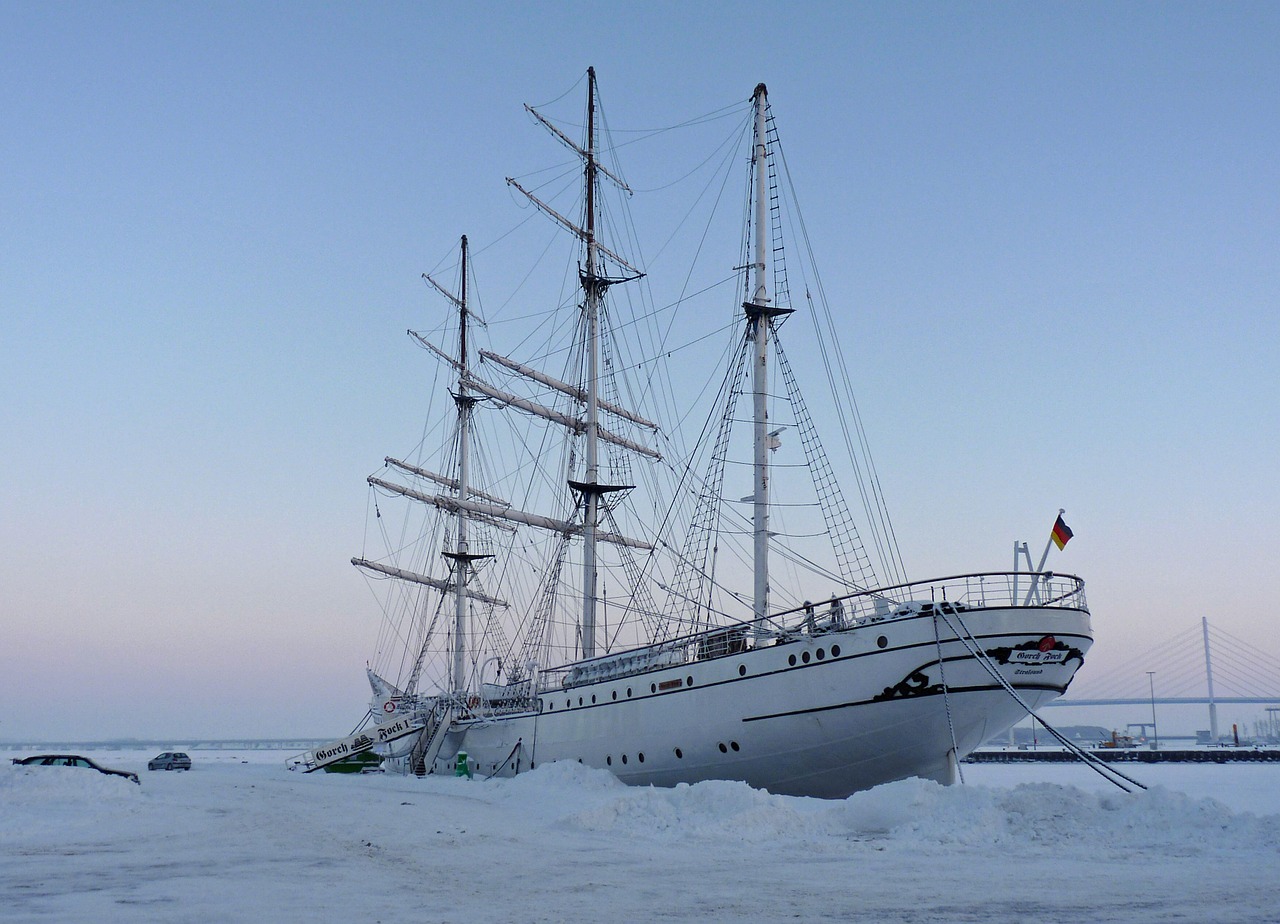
[580,67,603,660]
[748,83,774,625]
[503,67,651,661]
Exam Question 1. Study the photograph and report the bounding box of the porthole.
[801,651,811,663]
[627,687,632,697]
[738,664,747,676]
[638,753,645,763]
[718,742,728,753]
[651,683,657,694]
[607,756,612,766]
[591,694,596,704]
[548,703,554,711]
[788,654,797,666]
[831,645,841,657]
[877,635,888,649]
[621,755,628,765]
[612,691,617,701]
[687,676,693,686]
[566,699,571,708]
[816,648,825,660]
[730,741,740,752]
[674,747,683,759]
[578,697,584,706]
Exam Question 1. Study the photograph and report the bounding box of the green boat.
[322,750,383,773]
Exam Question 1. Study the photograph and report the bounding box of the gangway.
[287,714,425,772]
[409,705,455,776]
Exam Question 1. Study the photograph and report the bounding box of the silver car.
[147,751,192,771]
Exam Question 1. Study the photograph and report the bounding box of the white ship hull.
[383,603,1090,798]
[343,75,1098,802]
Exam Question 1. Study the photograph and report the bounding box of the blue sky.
[3,2,1277,741]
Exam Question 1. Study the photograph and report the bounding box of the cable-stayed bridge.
[1045,618,1280,738]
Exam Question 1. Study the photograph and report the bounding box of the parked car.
[11,754,140,784]
[148,751,192,771]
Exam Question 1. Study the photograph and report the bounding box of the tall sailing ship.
[304,72,1092,797]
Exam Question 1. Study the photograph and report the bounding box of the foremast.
[443,236,483,695]
[354,235,498,698]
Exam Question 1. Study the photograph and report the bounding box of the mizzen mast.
[747,82,786,625]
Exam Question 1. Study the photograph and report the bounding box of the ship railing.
[770,571,1088,632]
[521,571,1085,697]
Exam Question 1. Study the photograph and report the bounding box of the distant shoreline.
[1,739,332,751]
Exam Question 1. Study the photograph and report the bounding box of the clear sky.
[3,2,1277,741]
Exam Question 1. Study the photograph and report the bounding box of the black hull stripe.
[742,682,1071,723]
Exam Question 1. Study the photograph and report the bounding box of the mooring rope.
[933,614,965,785]
[936,608,1147,793]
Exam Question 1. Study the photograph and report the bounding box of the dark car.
[148,751,192,771]
[11,754,140,784]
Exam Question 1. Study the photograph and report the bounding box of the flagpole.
[1023,508,1065,606]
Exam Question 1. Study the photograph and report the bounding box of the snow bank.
[494,761,1280,857]
[834,779,1280,854]
[4,756,1278,922]
[1,764,142,837]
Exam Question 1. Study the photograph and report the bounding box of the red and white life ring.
[382,700,397,713]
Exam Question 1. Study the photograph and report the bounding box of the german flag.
[1051,514,1073,550]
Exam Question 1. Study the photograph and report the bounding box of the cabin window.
[788,654,797,666]
[674,747,683,759]
[801,651,811,664]
[831,645,841,657]
[718,742,728,753]
[638,753,645,763]
[621,755,628,765]
[730,741,740,751]
[738,665,746,676]
[686,675,693,686]
[606,756,612,766]
[612,691,617,701]
[816,648,825,660]
[877,636,888,649]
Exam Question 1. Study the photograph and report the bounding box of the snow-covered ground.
[3,749,1278,923]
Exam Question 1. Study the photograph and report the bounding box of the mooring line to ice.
[940,609,1145,792]
[479,739,524,781]
[933,615,965,785]
[936,609,1147,793]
